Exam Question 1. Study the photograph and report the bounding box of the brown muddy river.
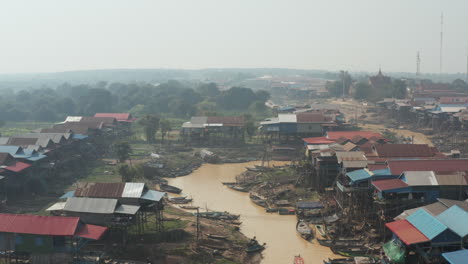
[167,162,337,264]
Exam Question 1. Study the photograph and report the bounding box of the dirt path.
[360,124,434,146]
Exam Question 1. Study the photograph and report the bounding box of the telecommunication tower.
[416,51,421,76]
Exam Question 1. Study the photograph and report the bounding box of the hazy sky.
[1,0,467,74]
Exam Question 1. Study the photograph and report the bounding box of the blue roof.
[347,169,373,183]
[442,249,468,264]
[372,168,391,176]
[72,134,88,140]
[407,209,447,240]
[60,190,75,199]
[436,205,468,237]
[141,190,165,202]
[0,146,23,156]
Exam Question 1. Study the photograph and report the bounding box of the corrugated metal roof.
[303,137,335,145]
[74,182,125,198]
[347,169,373,183]
[0,214,79,236]
[182,122,204,128]
[372,179,409,192]
[442,249,468,264]
[388,159,468,175]
[436,205,468,237]
[5,161,31,172]
[75,224,108,240]
[296,112,329,123]
[434,172,468,185]
[403,171,438,186]
[0,137,9,145]
[385,220,429,245]
[46,202,66,211]
[141,190,166,202]
[375,144,436,158]
[207,116,244,126]
[114,204,140,215]
[122,183,145,198]
[94,113,132,121]
[278,114,297,123]
[342,160,368,168]
[64,116,83,122]
[64,197,117,214]
[407,209,447,239]
[438,198,468,211]
[335,151,367,163]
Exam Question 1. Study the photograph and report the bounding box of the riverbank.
[167,162,338,264]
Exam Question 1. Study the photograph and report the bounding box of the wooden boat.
[169,198,192,204]
[294,255,305,264]
[246,243,265,253]
[315,224,327,237]
[317,239,365,248]
[207,234,228,240]
[251,198,267,207]
[160,184,182,194]
[332,246,371,257]
[222,182,236,185]
[179,205,199,210]
[296,220,313,240]
[279,208,296,215]
[322,258,354,264]
[169,196,187,201]
[230,185,249,192]
[265,207,279,213]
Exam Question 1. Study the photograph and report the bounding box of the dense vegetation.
[0,81,270,122]
[326,71,468,102]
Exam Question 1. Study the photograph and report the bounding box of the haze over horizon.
[1,0,467,75]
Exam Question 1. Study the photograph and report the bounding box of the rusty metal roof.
[74,182,125,198]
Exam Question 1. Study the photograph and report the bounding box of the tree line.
[0,81,270,122]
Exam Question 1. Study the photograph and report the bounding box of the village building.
[0,214,107,263]
[181,116,245,143]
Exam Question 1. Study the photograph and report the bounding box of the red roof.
[375,144,438,158]
[5,161,31,173]
[326,131,385,141]
[388,159,468,175]
[75,224,108,240]
[0,214,80,236]
[386,220,429,245]
[372,179,408,191]
[368,164,389,171]
[94,113,132,122]
[303,137,335,145]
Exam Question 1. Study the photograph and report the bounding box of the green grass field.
[0,121,56,136]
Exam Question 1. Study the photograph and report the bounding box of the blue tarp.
[442,249,468,264]
[72,134,88,140]
[407,209,447,240]
[436,205,468,237]
[141,190,166,202]
[296,201,324,209]
[60,191,75,199]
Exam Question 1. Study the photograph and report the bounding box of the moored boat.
[296,220,313,240]
[315,224,327,237]
[331,246,371,257]
[207,234,228,240]
[322,258,354,264]
[169,197,192,204]
[294,255,305,264]
[160,183,182,194]
[179,205,199,210]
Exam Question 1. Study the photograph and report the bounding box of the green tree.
[114,141,132,163]
[353,82,373,100]
[118,164,133,182]
[216,87,257,110]
[0,120,4,137]
[139,115,160,143]
[160,119,172,142]
[325,71,353,97]
[197,82,220,97]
